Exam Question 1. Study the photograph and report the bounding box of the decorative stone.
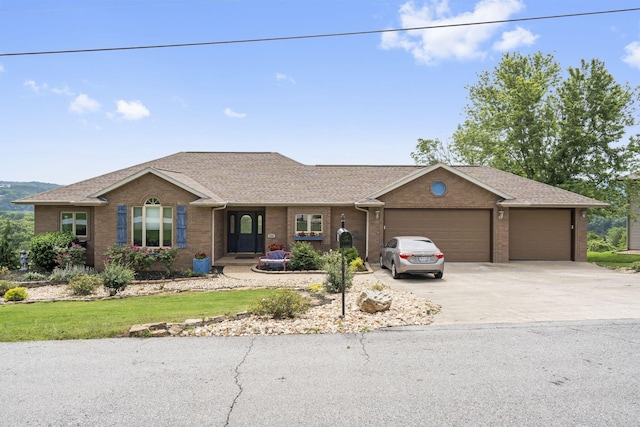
[129,324,150,337]
[357,290,392,313]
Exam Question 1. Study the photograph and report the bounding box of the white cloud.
[24,79,48,93]
[69,94,101,114]
[115,100,150,120]
[622,41,640,69]
[276,73,296,84]
[224,107,247,119]
[0,64,4,73]
[380,0,525,65]
[51,85,74,96]
[493,26,538,51]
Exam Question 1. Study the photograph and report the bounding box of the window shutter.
[117,205,127,246]
[176,205,187,248]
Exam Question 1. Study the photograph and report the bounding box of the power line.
[2,7,639,57]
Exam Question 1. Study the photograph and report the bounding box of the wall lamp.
[498,209,504,220]
[375,209,380,220]
[581,209,587,219]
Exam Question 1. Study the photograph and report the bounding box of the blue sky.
[2,0,640,185]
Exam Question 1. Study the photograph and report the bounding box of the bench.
[258,250,291,271]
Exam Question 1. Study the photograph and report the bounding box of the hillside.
[0,181,60,211]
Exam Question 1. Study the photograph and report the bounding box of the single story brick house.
[14,152,607,270]
[629,193,640,250]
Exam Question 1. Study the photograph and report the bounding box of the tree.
[0,221,18,269]
[414,52,640,215]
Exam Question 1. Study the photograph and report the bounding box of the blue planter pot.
[193,258,211,274]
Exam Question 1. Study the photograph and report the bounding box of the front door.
[228,211,264,253]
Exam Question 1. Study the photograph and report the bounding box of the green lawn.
[587,251,640,268]
[0,289,274,342]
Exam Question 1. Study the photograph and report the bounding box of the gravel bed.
[19,271,440,336]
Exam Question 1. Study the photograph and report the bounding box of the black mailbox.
[336,228,353,249]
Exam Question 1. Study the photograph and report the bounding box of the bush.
[50,265,96,282]
[55,242,86,267]
[29,231,77,272]
[153,247,179,275]
[630,261,640,273]
[67,274,103,296]
[0,221,18,269]
[606,227,627,250]
[350,256,365,272]
[250,289,310,319]
[104,245,155,275]
[587,240,615,253]
[288,241,322,271]
[0,280,16,297]
[21,272,47,281]
[343,247,360,264]
[101,264,135,296]
[4,287,27,301]
[322,251,354,293]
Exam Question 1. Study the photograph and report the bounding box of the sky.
[2,0,640,185]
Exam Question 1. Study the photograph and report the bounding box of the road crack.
[225,336,256,427]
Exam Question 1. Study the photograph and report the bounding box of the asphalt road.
[2,320,639,426]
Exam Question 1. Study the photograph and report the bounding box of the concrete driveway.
[372,261,640,325]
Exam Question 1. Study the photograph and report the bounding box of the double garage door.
[384,209,491,262]
[384,208,573,262]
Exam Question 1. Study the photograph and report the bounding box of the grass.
[587,251,640,268]
[0,289,274,342]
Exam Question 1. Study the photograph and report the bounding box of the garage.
[509,209,573,260]
[384,209,491,262]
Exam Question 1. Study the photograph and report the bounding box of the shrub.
[630,261,640,273]
[343,247,360,264]
[67,274,103,296]
[0,221,18,269]
[101,264,135,296]
[350,257,365,272]
[250,289,310,319]
[55,242,86,267]
[288,241,322,271]
[0,266,10,275]
[29,231,77,272]
[267,242,285,251]
[587,240,615,253]
[104,245,154,275]
[22,272,47,281]
[606,227,627,250]
[154,247,179,275]
[322,251,354,293]
[50,265,96,282]
[4,287,27,301]
[0,280,16,297]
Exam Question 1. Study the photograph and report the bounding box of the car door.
[381,238,397,268]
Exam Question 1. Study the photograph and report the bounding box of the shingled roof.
[14,152,607,208]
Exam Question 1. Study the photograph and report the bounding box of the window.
[133,198,173,247]
[61,212,87,237]
[295,214,322,235]
[431,181,447,197]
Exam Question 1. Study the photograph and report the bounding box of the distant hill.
[0,181,61,211]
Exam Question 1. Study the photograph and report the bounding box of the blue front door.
[228,211,264,253]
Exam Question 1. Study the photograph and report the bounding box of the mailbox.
[336,228,353,249]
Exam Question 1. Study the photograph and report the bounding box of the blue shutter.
[117,205,127,246]
[176,205,187,248]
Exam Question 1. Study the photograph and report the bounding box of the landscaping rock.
[356,290,392,313]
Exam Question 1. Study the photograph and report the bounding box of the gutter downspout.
[354,204,369,262]
[211,204,228,268]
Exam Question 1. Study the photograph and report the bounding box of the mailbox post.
[336,214,353,317]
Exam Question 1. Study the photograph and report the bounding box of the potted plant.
[192,252,210,274]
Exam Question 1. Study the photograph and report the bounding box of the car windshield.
[400,240,435,251]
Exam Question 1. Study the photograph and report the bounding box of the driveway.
[372,261,640,325]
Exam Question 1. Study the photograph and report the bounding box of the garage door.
[384,209,491,262]
[509,209,572,260]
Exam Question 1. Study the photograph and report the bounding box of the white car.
[380,236,444,279]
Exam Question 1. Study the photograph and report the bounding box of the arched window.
[133,198,173,247]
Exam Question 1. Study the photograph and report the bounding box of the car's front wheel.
[391,262,400,279]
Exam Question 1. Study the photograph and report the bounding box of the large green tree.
[412,52,640,215]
